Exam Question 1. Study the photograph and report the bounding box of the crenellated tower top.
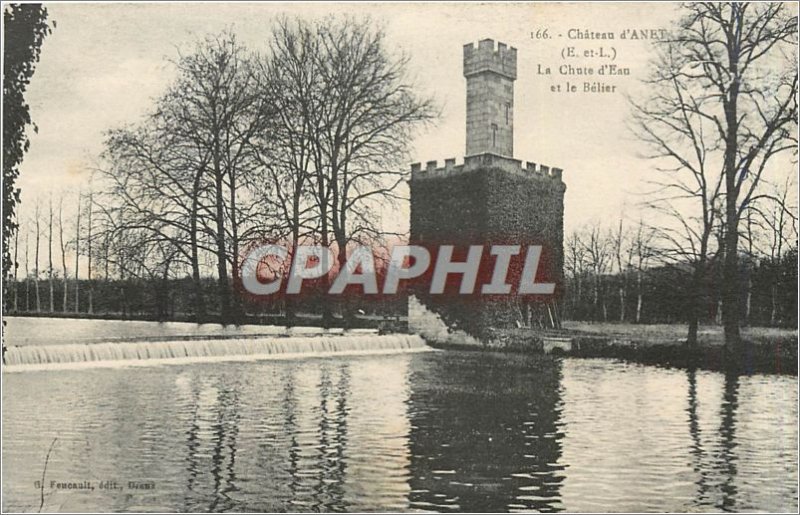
[463,39,517,80]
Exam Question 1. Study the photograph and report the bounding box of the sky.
[13,1,796,269]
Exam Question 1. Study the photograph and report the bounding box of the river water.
[2,351,797,512]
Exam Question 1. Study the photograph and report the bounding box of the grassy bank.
[562,321,796,346]
[562,322,797,376]
[426,322,797,376]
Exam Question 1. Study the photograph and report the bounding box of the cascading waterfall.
[4,333,432,371]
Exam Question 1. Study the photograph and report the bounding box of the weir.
[4,334,431,371]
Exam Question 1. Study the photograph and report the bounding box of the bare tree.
[47,194,54,312]
[583,223,612,322]
[86,187,93,314]
[101,225,181,320]
[33,199,40,312]
[631,37,726,346]
[263,17,436,325]
[631,220,656,323]
[24,226,29,311]
[12,225,19,312]
[740,171,798,324]
[160,31,270,323]
[313,19,435,264]
[742,172,798,263]
[565,230,588,318]
[100,121,214,321]
[103,234,109,280]
[58,197,68,312]
[612,218,636,322]
[74,188,80,313]
[634,2,798,353]
[254,21,325,322]
[99,32,275,324]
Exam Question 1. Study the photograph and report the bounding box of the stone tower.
[409,39,566,339]
[464,39,516,158]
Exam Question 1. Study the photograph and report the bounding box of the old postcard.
[2,2,798,513]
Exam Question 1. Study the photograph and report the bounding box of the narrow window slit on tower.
[491,123,498,147]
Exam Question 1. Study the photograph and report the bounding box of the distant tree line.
[563,216,797,329]
[8,276,407,324]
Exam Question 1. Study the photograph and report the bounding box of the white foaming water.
[3,334,432,372]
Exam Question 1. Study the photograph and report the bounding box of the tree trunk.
[34,209,40,313]
[744,275,752,326]
[686,261,705,350]
[687,316,699,349]
[636,269,643,323]
[87,190,93,314]
[636,293,643,324]
[190,241,205,322]
[228,169,241,323]
[722,185,742,356]
[336,239,355,328]
[190,172,206,322]
[317,172,333,328]
[24,231,29,311]
[104,234,109,281]
[770,284,777,325]
[157,265,171,322]
[213,163,231,325]
[48,199,54,312]
[722,33,743,360]
[285,227,300,328]
[59,201,67,312]
[12,228,19,312]
[190,219,204,321]
[686,306,699,350]
[74,191,81,313]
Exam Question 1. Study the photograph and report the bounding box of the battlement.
[463,39,517,80]
[410,153,563,182]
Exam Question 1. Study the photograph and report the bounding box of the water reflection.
[176,361,382,512]
[686,368,707,503]
[405,352,565,512]
[183,378,242,512]
[717,372,739,511]
[559,360,796,513]
[686,368,741,511]
[2,353,797,512]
